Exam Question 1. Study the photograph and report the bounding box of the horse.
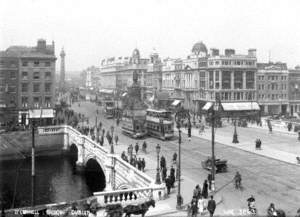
[123,199,155,217]
[104,203,123,217]
[275,209,286,217]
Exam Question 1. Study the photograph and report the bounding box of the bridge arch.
[85,158,106,192]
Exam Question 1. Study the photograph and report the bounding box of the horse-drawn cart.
[201,157,228,173]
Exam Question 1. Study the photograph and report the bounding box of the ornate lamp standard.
[155,144,161,184]
[232,119,239,143]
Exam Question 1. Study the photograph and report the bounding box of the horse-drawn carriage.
[104,199,155,217]
[201,157,228,173]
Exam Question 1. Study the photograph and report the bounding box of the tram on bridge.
[145,108,174,140]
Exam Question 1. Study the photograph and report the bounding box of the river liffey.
[0,155,97,209]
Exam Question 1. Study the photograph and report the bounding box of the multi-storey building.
[0,53,19,124]
[288,66,300,116]
[161,42,257,112]
[1,39,56,125]
[100,49,150,98]
[162,42,208,111]
[206,48,257,102]
[257,62,289,115]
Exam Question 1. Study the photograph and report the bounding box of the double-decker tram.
[146,109,174,140]
[121,110,147,139]
[104,100,115,119]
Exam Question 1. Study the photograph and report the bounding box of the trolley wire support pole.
[174,107,189,210]
[211,105,216,192]
[31,122,36,206]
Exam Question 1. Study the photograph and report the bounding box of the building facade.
[288,66,300,116]
[206,48,257,103]
[0,39,57,126]
[257,62,289,115]
[161,43,208,112]
[100,49,150,98]
[161,42,257,113]
[0,54,19,124]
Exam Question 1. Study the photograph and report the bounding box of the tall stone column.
[59,48,66,91]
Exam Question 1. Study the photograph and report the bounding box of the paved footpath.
[179,123,300,166]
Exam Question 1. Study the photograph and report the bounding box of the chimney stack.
[210,48,219,57]
[248,49,257,57]
[225,49,235,56]
[37,39,46,51]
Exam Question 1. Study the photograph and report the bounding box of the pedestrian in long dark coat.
[135,143,139,155]
[191,197,198,217]
[170,166,175,188]
[165,176,172,195]
[202,180,208,199]
[208,174,212,190]
[172,152,177,164]
[207,195,216,217]
[162,166,167,182]
[137,158,142,170]
[160,156,166,170]
[141,158,145,172]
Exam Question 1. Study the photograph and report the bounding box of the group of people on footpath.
[188,174,215,217]
[161,153,178,195]
[120,143,147,172]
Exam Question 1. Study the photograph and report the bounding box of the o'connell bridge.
[33,125,165,207]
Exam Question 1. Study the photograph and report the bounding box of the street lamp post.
[232,119,239,143]
[155,144,161,184]
[176,121,183,209]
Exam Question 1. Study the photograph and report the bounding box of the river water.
[0,155,96,209]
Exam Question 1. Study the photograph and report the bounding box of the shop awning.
[221,102,260,111]
[29,109,54,118]
[171,100,181,106]
[99,89,114,94]
[202,102,260,112]
[202,102,213,111]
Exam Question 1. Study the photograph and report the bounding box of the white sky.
[1,0,300,71]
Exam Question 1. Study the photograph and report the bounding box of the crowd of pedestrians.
[120,143,147,172]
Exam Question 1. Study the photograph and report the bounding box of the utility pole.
[31,122,35,206]
[211,104,216,192]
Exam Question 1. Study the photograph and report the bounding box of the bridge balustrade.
[93,186,165,206]
[37,125,166,206]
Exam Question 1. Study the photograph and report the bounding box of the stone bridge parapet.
[38,125,166,203]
